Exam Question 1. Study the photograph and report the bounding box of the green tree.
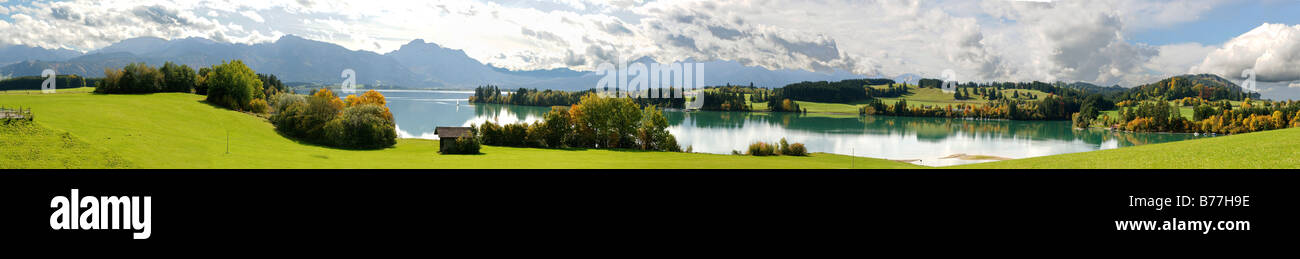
[160,62,196,93]
[195,67,213,95]
[540,106,572,147]
[204,60,264,111]
[572,94,642,148]
[636,105,678,151]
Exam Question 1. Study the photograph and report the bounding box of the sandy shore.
[939,153,1012,161]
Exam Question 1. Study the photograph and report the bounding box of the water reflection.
[379,89,1208,166]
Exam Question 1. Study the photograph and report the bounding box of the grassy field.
[0,92,922,169]
[1101,106,1205,121]
[955,126,1300,169]
[0,122,132,169]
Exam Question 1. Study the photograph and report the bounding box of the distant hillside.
[0,52,142,80]
[1115,74,1259,101]
[0,45,82,66]
[1057,81,1128,95]
[490,66,586,79]
[1,36,871,90]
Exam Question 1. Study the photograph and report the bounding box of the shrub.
[323,104,397,149]
[95,63,164,94]
[247,98,270,114]
[747,142,777,156]
[195,67,212,95]
[479,121,502,146]
[524,122,546,148]
[258,73,287,98]
[160,62,196,93]
[746,139,807,156]
[269,88,395,150]
[635,106,679,152]
[1071,112,1089,129]
[205,60,264,111]
[786,143,808,156]
[442,135,482,154]
[501,123,528,147]
[540,106,571,148]
[272,93,305,112]
[778,138,791,155]
[344,90,393,121]
[270,96,311,138]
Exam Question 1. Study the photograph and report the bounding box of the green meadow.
[955,126,1300,169]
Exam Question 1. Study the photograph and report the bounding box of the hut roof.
[434,127,473,139]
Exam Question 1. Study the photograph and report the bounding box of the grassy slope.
[0,92,922,169]
[1101,107,1196,120]
[954,127,1300,169]
[0,122,132,169]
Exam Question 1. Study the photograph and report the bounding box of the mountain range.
[0,35,866,90]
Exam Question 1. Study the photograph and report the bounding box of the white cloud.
[0,0,1243,87]
[240,10,264,23]
[1193,23,1300,83]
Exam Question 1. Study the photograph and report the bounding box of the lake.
[373,89,1209,166]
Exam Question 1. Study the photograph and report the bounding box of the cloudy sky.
[2,0,1300,97]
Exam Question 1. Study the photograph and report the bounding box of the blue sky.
[1130,1,1300,46]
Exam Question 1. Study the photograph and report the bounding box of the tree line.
[96,61,290,114]
[0,74,97,91]
[861,94,1084,121]
[469,85,686,109]
[1087,99,1300,135]
[448,93,681,153]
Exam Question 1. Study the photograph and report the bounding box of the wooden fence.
[0,106,34,122]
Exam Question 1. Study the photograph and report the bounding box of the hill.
[0,45,82,65]
[1113,74,1259,101]
[955,126,1300,169]
[1057,81,1127,95]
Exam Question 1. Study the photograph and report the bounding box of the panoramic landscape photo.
[2,0,1299,169]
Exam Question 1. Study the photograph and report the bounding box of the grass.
[0,121,132,169]
[792,100,871,114]
[0,92,922,169]
[953,126,1300,169]
[1101,105,1217,121]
